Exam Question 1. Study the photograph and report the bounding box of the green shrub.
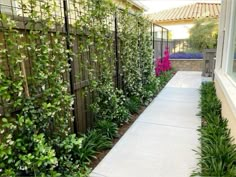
[192,82,236,177]
[95,119,118,139]
[90,86,130,125]
[78,130,112,164]
[57,134,85,175]
[0,131,60,177]
[142,77,159,104]
[195,118,236,177]
[158,70,174,90]
[189,18,218,52]
[0,0,171,175]
[56,130,112,176]
[199,82,221,118]
[125,96,141,114]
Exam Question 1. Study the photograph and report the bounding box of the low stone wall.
[170,59,203,71]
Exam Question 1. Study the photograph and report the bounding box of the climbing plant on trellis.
[0,0,156,175]
[118,9,156,102]
[0,0,74,176]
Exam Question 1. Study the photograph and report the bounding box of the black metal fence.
[153,24,169,59]
[168,39,191,54]
[0,0,162,133]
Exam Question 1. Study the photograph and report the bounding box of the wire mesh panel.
[66,0,117,132]
[153,25,169,59]
[0,0,157,134]
[0,0,71,131]
[168,39,190,54]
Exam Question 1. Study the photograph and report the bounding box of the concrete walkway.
[90,71,204,177]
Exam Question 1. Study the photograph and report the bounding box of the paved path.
[90,71,204,177]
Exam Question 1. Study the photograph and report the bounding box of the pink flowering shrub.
[155,47,172,76]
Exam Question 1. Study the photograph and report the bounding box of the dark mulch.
[89,106,146,169]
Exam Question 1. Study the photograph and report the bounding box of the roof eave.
[127,0,147,11]
[148,2,220,23]
[153,16,219,25]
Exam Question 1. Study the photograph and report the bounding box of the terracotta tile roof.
[148,3,221,23]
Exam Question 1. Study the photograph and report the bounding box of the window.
[227,1,236,81]
[230,35,236,79]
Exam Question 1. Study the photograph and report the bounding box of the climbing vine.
[73,0,130,125]
[119,9,143,99]
[0,0,75,176]
[0,0,159,176]
[138,16,158,101]
[119,9,156,103]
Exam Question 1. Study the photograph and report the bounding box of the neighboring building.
[148,3,221,39]
[215,0,236,141]
[0,0,145,15]
[0,0,18,14]
[112,0,145,12]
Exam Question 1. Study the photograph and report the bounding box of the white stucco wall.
[215,0,236,141]
[1,0,16,14]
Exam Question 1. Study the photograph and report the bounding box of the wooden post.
[21,60,30,97]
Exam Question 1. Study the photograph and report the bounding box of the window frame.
[226,0,236,80]
[214,0,236,118]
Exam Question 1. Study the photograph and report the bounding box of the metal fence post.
[167,29,169,48]
[152,24,155,57]
[63,0,78,134]
[161,27,164,59]
[114,11,120,89]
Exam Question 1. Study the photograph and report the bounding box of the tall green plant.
[0,0,160,175]
[189,18,218,52]
[119,9,143,98]
[138,16,157,101]
[0,0,75,176]
[73,0,129,125]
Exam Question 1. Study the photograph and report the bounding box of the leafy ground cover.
[192,82,236,176]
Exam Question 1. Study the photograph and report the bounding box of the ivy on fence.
[0,0,157,176]
[119,9,143,98]
[74,0,130,125]
[138,16,158,102]
[0,0,75,176]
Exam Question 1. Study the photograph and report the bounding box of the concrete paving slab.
[91,122,199,177]
[141,98,199,116]
[166,71,202,89]
[137,110,200,129]
[137,101,200,128]
[157,87,199,103]
[90,71,203,177]
[90,172,106,177]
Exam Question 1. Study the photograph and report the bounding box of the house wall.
[215,0,236,141]
[112,0,143,12]
[161,23,194,39]
[0,0,143,18]
[0,0,17,14]
[215,79,236,143]
[170,59,202,71]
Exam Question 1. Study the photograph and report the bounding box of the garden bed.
[192,82,236,176]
